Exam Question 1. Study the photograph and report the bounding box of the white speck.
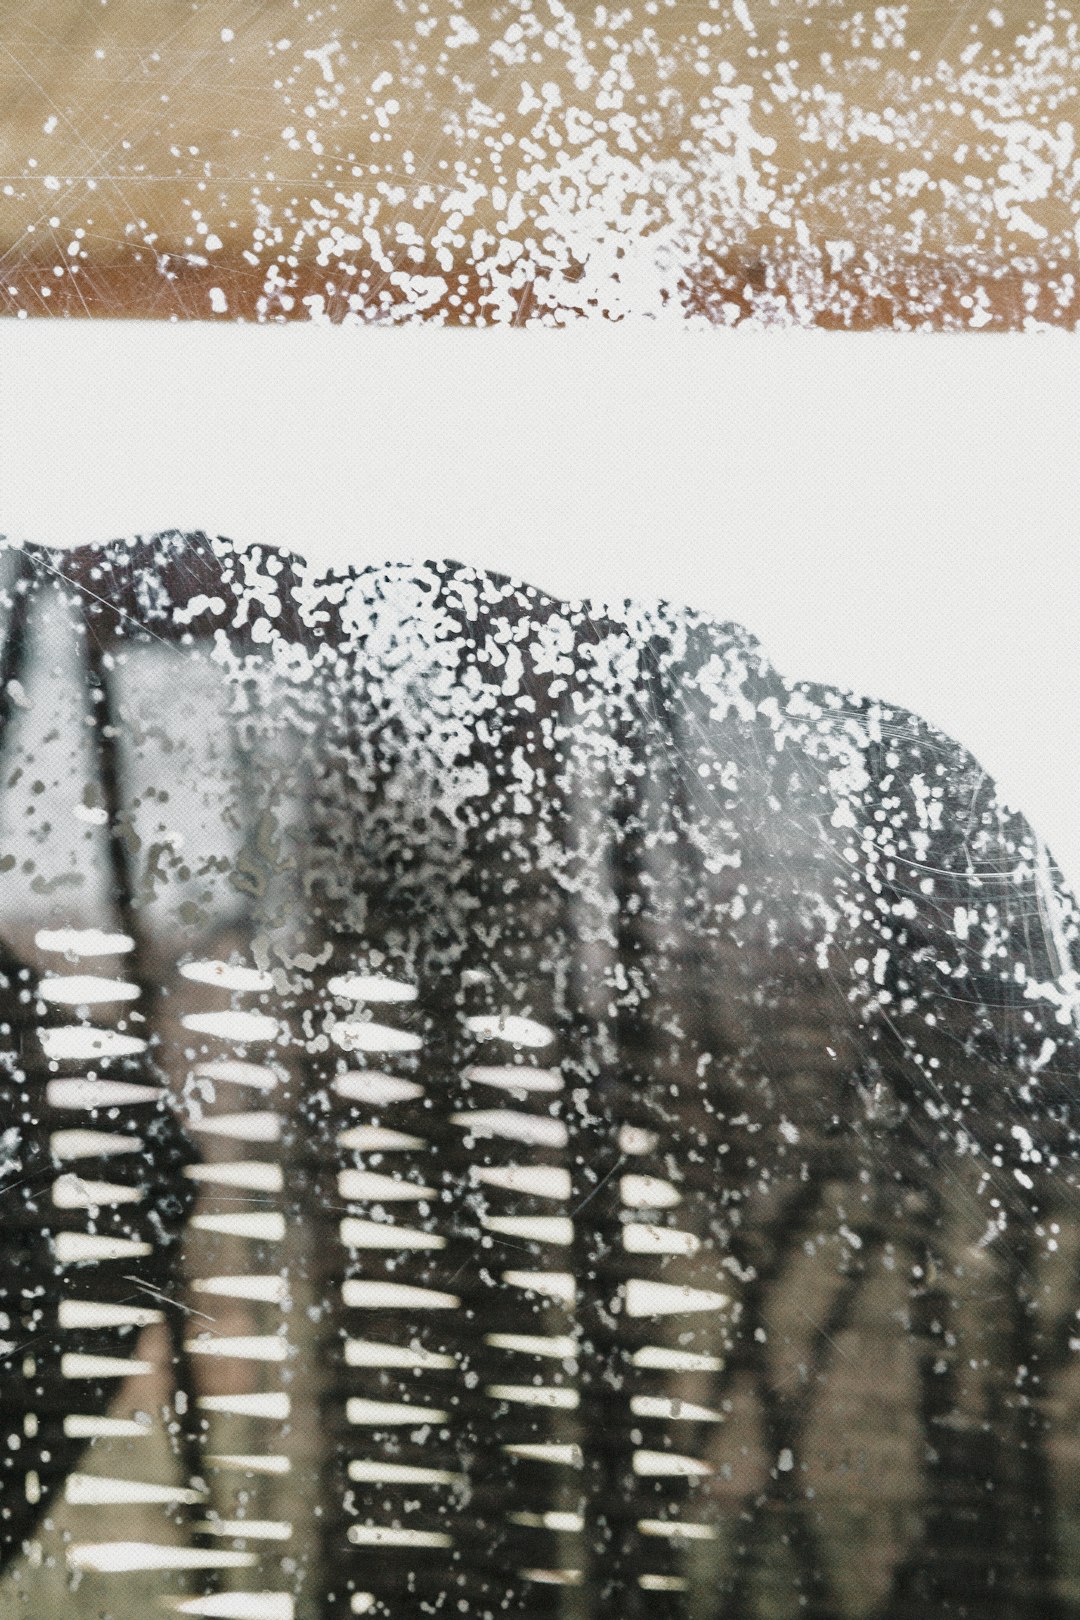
[220,27,234,43]
[209,286,228,313]
[733,0,756,35]
[447,15,480,47]
[43,116,58,135]
[1032,1038,1057,1073]
[304,41,341,82]
[204,234,223,252]
[777,1448,794,1472]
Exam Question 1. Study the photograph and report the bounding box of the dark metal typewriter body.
[1,534,1077,1620]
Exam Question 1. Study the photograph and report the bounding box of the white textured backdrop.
[1,325,1077,894]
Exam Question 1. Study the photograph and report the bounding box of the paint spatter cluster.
[1,6,1079,322]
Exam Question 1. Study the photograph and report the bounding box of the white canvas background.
[1,324,1077,896]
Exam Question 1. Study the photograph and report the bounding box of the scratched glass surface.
[0,532,1079,1620]
[0,1,1079,324]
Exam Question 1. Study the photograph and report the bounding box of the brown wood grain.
[1,0,1076,326]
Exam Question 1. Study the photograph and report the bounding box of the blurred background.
[0,0,1079,324]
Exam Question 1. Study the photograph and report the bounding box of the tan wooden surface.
[0,0,1076,324]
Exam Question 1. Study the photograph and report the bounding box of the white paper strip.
[630,1395,722,1422]
[631,1346,723,1372]
[41,1028,147,1060]
[465,1066,562,1093]
[194,1060,278,1091]
[61,1353,154,1379]
[623,1280,729,1318]
[333,1072,422,1105]
[65,1475,205,1507]
[344,1339,455,1370]
[165,1596,294,1620]
[58,1300,162,1329]
[206,1455,291,1476]
[502,1271,576,1304]
[195,1521,292,1541]
[189,1112,281,1143]
[47,1079,162,1109]
[331,1022,421,1054]
[54,1232,152,1263]
[339,1218,444,1251]
[465,1015,554,1048]
[484,1334,577,1360]
[618,1125,659,1155]
[198,1393,290,1420]
[482,1216,574,1246]
[53,1174,143,1208]
[180,962,275,993]
[341,1280,458,1310]
[182,1011,279,1043]
[50,1129,140,1159]
[620,1175,681,1209]
[37,929,134,957]
[346,1527,451,1548]
[510,1511,583,1532]
[633,1451,713,1478]
[192,1275,289,1303]
[486,1385,579,1410]
[38,977,139,1004]
[345,1399,448,1425]
[622,1224,700,1256]
[473,1166,571,1200]
[452,1111,567,1148]
[185,1335,289,1362]
[338,1170,433,1203]
[337,1126,424,1151]
[347,1460,461,1485]
[328,974,417,1003]
[191,1212,286,1241]
[64,1415,154,1440]
[503,1443,582,1466]
[68,1544,256,1573]
[638,1519,717,1541]
[184,1162,284,1193]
